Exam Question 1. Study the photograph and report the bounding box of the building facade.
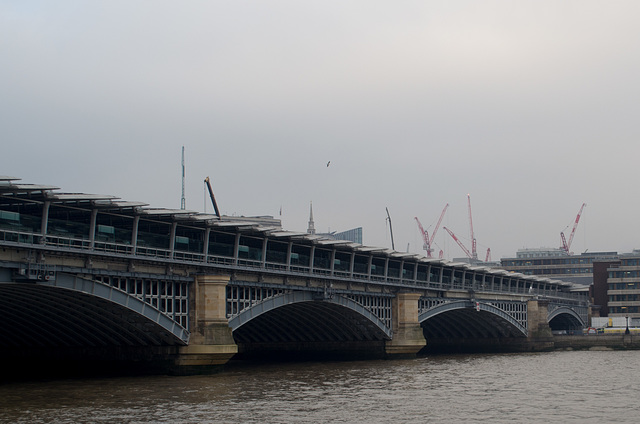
[603,252,640,318]
[501,248,618,286]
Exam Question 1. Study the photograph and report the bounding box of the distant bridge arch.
[548,306,585,331]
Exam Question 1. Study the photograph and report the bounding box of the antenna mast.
[180,146,186,210]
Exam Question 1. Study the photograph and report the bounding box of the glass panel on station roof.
[313,248,331,270]
[353,254,369,275]
[266,239,288,264]
[175,225,205,253]
[238,235,262,261]
[334,251,351,272]
[95,212,135,245]
[137,219,171,250]
[291,244,311,267]
[47,204,92,239]
[209,230,235,257]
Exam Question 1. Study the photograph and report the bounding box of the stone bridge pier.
[526,299,554,349]
[175,275,237,372]
[385,292,427,358]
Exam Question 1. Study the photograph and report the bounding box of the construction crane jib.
[560,203,586,255]
[443,226,473,259]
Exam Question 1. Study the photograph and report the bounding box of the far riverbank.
[554,333,640,350]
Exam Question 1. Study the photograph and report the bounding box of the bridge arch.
[228,291,392,343]
[419,300,528,339]
[0,273,189,348]
[548,306,585,331]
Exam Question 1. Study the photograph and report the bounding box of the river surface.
[1,350,638,423]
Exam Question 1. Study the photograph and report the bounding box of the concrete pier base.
[526,299,554,351]
[173,275,237,372]
[385,292,426,358]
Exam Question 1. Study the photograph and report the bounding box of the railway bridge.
[0,177,589,373]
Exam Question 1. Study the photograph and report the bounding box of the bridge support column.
[385,292,426,358]
[175,275,237,372]
[526,299,553,350]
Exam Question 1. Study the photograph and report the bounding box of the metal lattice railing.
[226,285,285,318]
[345,293,393,329]
[95,275,189,329]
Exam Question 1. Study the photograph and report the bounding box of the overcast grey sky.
[2,1,640,260]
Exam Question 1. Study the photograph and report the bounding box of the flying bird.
[326,161,331,167]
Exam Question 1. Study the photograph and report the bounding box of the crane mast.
[467,194,478,260]
[561,203,586,254]
[414,217,430,255]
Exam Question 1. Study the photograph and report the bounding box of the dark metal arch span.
[228,292,392,343]
[548,307,585,331]
[419,300,528,339]
[0,274,189,348]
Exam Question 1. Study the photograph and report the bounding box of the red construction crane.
[414,217,429,253]
[414,203,449,258]
[444,196,490,262]
[560,203,586,255]
[444,227,473,259]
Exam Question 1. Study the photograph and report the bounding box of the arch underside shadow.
[229,292,391,344]
[548,307,585,331]
[420,301,528,340]
[0,274,188,349]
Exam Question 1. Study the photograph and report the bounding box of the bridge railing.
[43,234,93,250]
[0,228,36,244]
[93,240,134,255]
[134,246,173,259]
[173,250,206,263]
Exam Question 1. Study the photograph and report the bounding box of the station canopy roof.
[0,176,586,291]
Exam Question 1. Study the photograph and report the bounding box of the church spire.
[307,201,316,234]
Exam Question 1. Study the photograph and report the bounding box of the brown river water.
[1,350,638,423]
